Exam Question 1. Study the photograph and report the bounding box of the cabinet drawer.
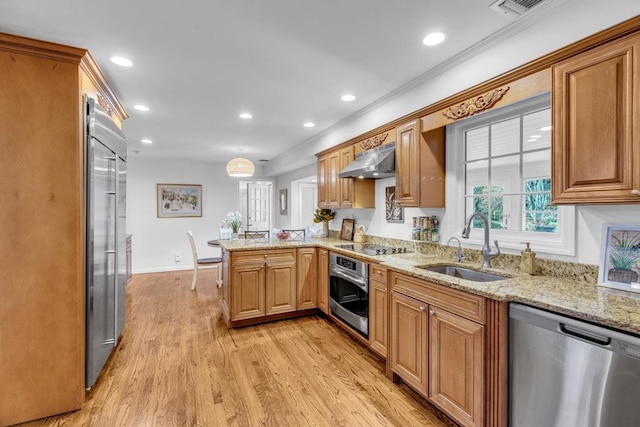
[233,249,296,264]
[370,265,388,282]
[390,272,485,324]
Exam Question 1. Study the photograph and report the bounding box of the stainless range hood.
[338,142,395,179]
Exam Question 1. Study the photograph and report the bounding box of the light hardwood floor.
[21,270,450,427]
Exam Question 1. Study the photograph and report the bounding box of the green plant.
[313,209,335,223]
[223,211,242,233]
[609,231,640,270]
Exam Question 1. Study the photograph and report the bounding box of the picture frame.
[279,188,288,215]
[598,223,640,293]
[340,218,355,241]
[157,184,202,218]
[385,186,403,222]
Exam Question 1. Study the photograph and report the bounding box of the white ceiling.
[1,0,564,168]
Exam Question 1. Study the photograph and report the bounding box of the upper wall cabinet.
[395,120,446,208]
[552,32,640,204]
[317,144,375,209]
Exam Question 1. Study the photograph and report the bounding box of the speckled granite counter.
[217,237,640,336]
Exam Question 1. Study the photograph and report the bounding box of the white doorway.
[239,181,273,231]
[290,175,317,229]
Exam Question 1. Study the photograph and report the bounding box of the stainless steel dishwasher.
[510,303,640,427]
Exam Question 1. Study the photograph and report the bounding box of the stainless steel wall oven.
[329,252,369,337]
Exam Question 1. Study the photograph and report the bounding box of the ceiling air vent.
[489,0,549,17]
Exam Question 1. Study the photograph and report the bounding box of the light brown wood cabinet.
[297,248,318,310]
[429,306,484,427]
[316,145,375,209]
[390,272,485,427]
[369,265,388,358]
[0,34,126,425]
[552,32,640,204]
[395,121,446,208]
[317,248,329,314]
[390,291,429,392]
[228,249,297,322]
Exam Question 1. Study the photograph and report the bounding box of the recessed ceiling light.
[422,32,446,46]
[141,139,152,144]
[304,122,315,128]
[239,113,252,119]
[341,94,356,102]
[110,56,133,67]
[134,105,149,111]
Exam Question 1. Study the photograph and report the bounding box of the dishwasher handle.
[559,323,611,346]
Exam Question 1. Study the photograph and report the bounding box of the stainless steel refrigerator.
[85,96,127,388]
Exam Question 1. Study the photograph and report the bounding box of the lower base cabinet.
[429,306,484,427]
[227,249,297,322]
[369,265,389,358]
[390,272,485,427]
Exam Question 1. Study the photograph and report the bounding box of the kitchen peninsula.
[218,235,640,427]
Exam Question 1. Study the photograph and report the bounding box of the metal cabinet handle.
[632,189,640,196]
[419,306,426,312]
[429,309,435,316]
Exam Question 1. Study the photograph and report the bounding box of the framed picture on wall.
[279,188,288,215]
[157,183,202,218]
[385,186,403,222]
[598,223,640,293]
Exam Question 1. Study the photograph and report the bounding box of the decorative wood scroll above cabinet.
[442,86,510,121]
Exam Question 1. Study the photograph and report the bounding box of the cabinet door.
[369,278,388,358]
[396,120,421,207]
[390,292,428,395]
[339,146,354,208]
[327,150,341,208]
[317,249,329,314]
[429,307,484,427]
[317,154,329,208]
[265,257,297,315]
[552,33,640,203]
[231,263,265,321]
[297,248,318,310]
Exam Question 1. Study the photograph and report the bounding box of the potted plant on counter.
[223,211,242,238]
[313,209,335,237]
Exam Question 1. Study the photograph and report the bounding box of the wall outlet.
[175,252,181,262]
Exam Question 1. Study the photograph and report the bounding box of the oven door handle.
[330,266,368,292]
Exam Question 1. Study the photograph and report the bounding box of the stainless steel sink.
[420,265,509,282]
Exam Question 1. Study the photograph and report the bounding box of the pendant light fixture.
[226,157,255,177]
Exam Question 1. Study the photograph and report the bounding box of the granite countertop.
[217,237,640,336]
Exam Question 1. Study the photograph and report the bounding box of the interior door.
[247,182,271,230]
[297,182,317,229]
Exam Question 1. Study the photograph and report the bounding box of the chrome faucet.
[447,237,464,262]
[461,212,500,268]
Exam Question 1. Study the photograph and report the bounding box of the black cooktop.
[334,243,411,256]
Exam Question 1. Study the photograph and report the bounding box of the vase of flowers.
[313,209,335,237]
[223,211,242,238]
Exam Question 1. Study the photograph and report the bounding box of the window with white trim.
[448,93,575,256]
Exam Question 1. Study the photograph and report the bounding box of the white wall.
[265,1,640,177]
[268,2,640,267]
[126,156,266,273]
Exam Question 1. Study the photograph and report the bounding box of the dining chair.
[244,230,270,240]
[187,230,223,290]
